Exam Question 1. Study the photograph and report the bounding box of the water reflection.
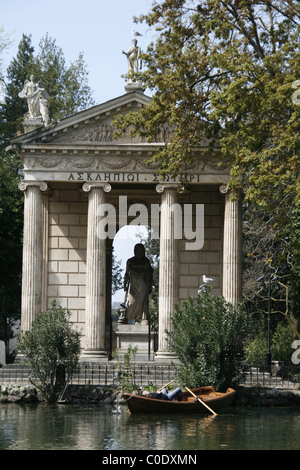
[0,403,300,450]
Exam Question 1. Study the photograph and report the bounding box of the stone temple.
[12,53,242,362]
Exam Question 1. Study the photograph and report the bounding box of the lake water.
[0,403,299,451]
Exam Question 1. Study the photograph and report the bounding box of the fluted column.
[155,184,179,360]
[81,182,111,361]
[220,185,242,305]
[19,181,48,331]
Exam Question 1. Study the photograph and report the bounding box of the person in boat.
[138,387,183,401]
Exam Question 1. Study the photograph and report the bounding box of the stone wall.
[1,382,300,406]
[47,188,88,344]
[45,184,224,351]
[178,186,223,301]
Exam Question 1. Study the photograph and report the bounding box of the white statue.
[122,39,142,78]
[19,75,50,126]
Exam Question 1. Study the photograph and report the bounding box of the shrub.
[18,300,81,402]
[244,333,268,368]
[245,322,296,367]
[167,288,251,391]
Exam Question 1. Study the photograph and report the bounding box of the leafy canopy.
[115,0,300,222]
[0,33,95,344]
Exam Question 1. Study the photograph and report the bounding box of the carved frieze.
[24,153,226,174]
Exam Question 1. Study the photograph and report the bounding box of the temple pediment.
[12,91,152,146]
[12,89,228,185]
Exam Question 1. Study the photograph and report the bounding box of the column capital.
[82,182,111,193]
[155,183,181,194]
[18,181,48,192]
[219,183,229,194]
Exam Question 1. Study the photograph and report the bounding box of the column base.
[80,349,108,362]
[155,351,179,362]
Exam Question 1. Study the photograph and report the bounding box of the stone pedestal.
[115,324,157,361]
[23,116,44,133]
[124,81,144,93]
[0,341,6,365]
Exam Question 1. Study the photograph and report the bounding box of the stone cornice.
[18,142,165,156]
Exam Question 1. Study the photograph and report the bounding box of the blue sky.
[1,0,155,104]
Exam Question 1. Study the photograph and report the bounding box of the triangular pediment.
[12,91,152,146]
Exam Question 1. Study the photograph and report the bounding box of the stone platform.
[115,324,157,361]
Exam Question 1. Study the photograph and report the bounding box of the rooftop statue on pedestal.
[19,75,50,127]
[122,34,144,93]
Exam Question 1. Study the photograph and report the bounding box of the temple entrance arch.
[112,224,151,307]
[111,224,158,360]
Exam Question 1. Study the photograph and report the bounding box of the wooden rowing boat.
[123,386,236,414]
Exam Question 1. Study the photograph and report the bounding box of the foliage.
[113,344,138,392]
[286,207,300,321]
[115,0,300,223]
[116,0,300,343]
[0,150,24,348]
[111,253,123,295]
[0,33,94,346]
[245,322,296,366]
[1,33,95,142]
[33,33,95,123]
[167,288,251,391]
[244,333,268,368]
[271,322,296,363]
[17,301,81,402]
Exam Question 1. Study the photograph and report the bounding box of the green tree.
[1,34,35,142]
[0,34,95,353]
[34,33,95,122]
[245,321,295,366]
[18,301,81,402]
[115,0,300,340]
[112,253,123,295]
[116,0,300,222]
[167,288,251,391]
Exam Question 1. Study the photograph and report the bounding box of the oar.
[157,379,175,392]
[185,387,217,416]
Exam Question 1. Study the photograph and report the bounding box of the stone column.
[81,182,111,361]
[18,181,48,331]
[155,184,179,360]
[220,185,242,305]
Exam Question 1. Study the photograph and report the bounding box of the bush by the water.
[167,288,251,391]
[18,300,81,402]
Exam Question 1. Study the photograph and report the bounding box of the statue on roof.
[19,75,50,126]
[123,38,142,77]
